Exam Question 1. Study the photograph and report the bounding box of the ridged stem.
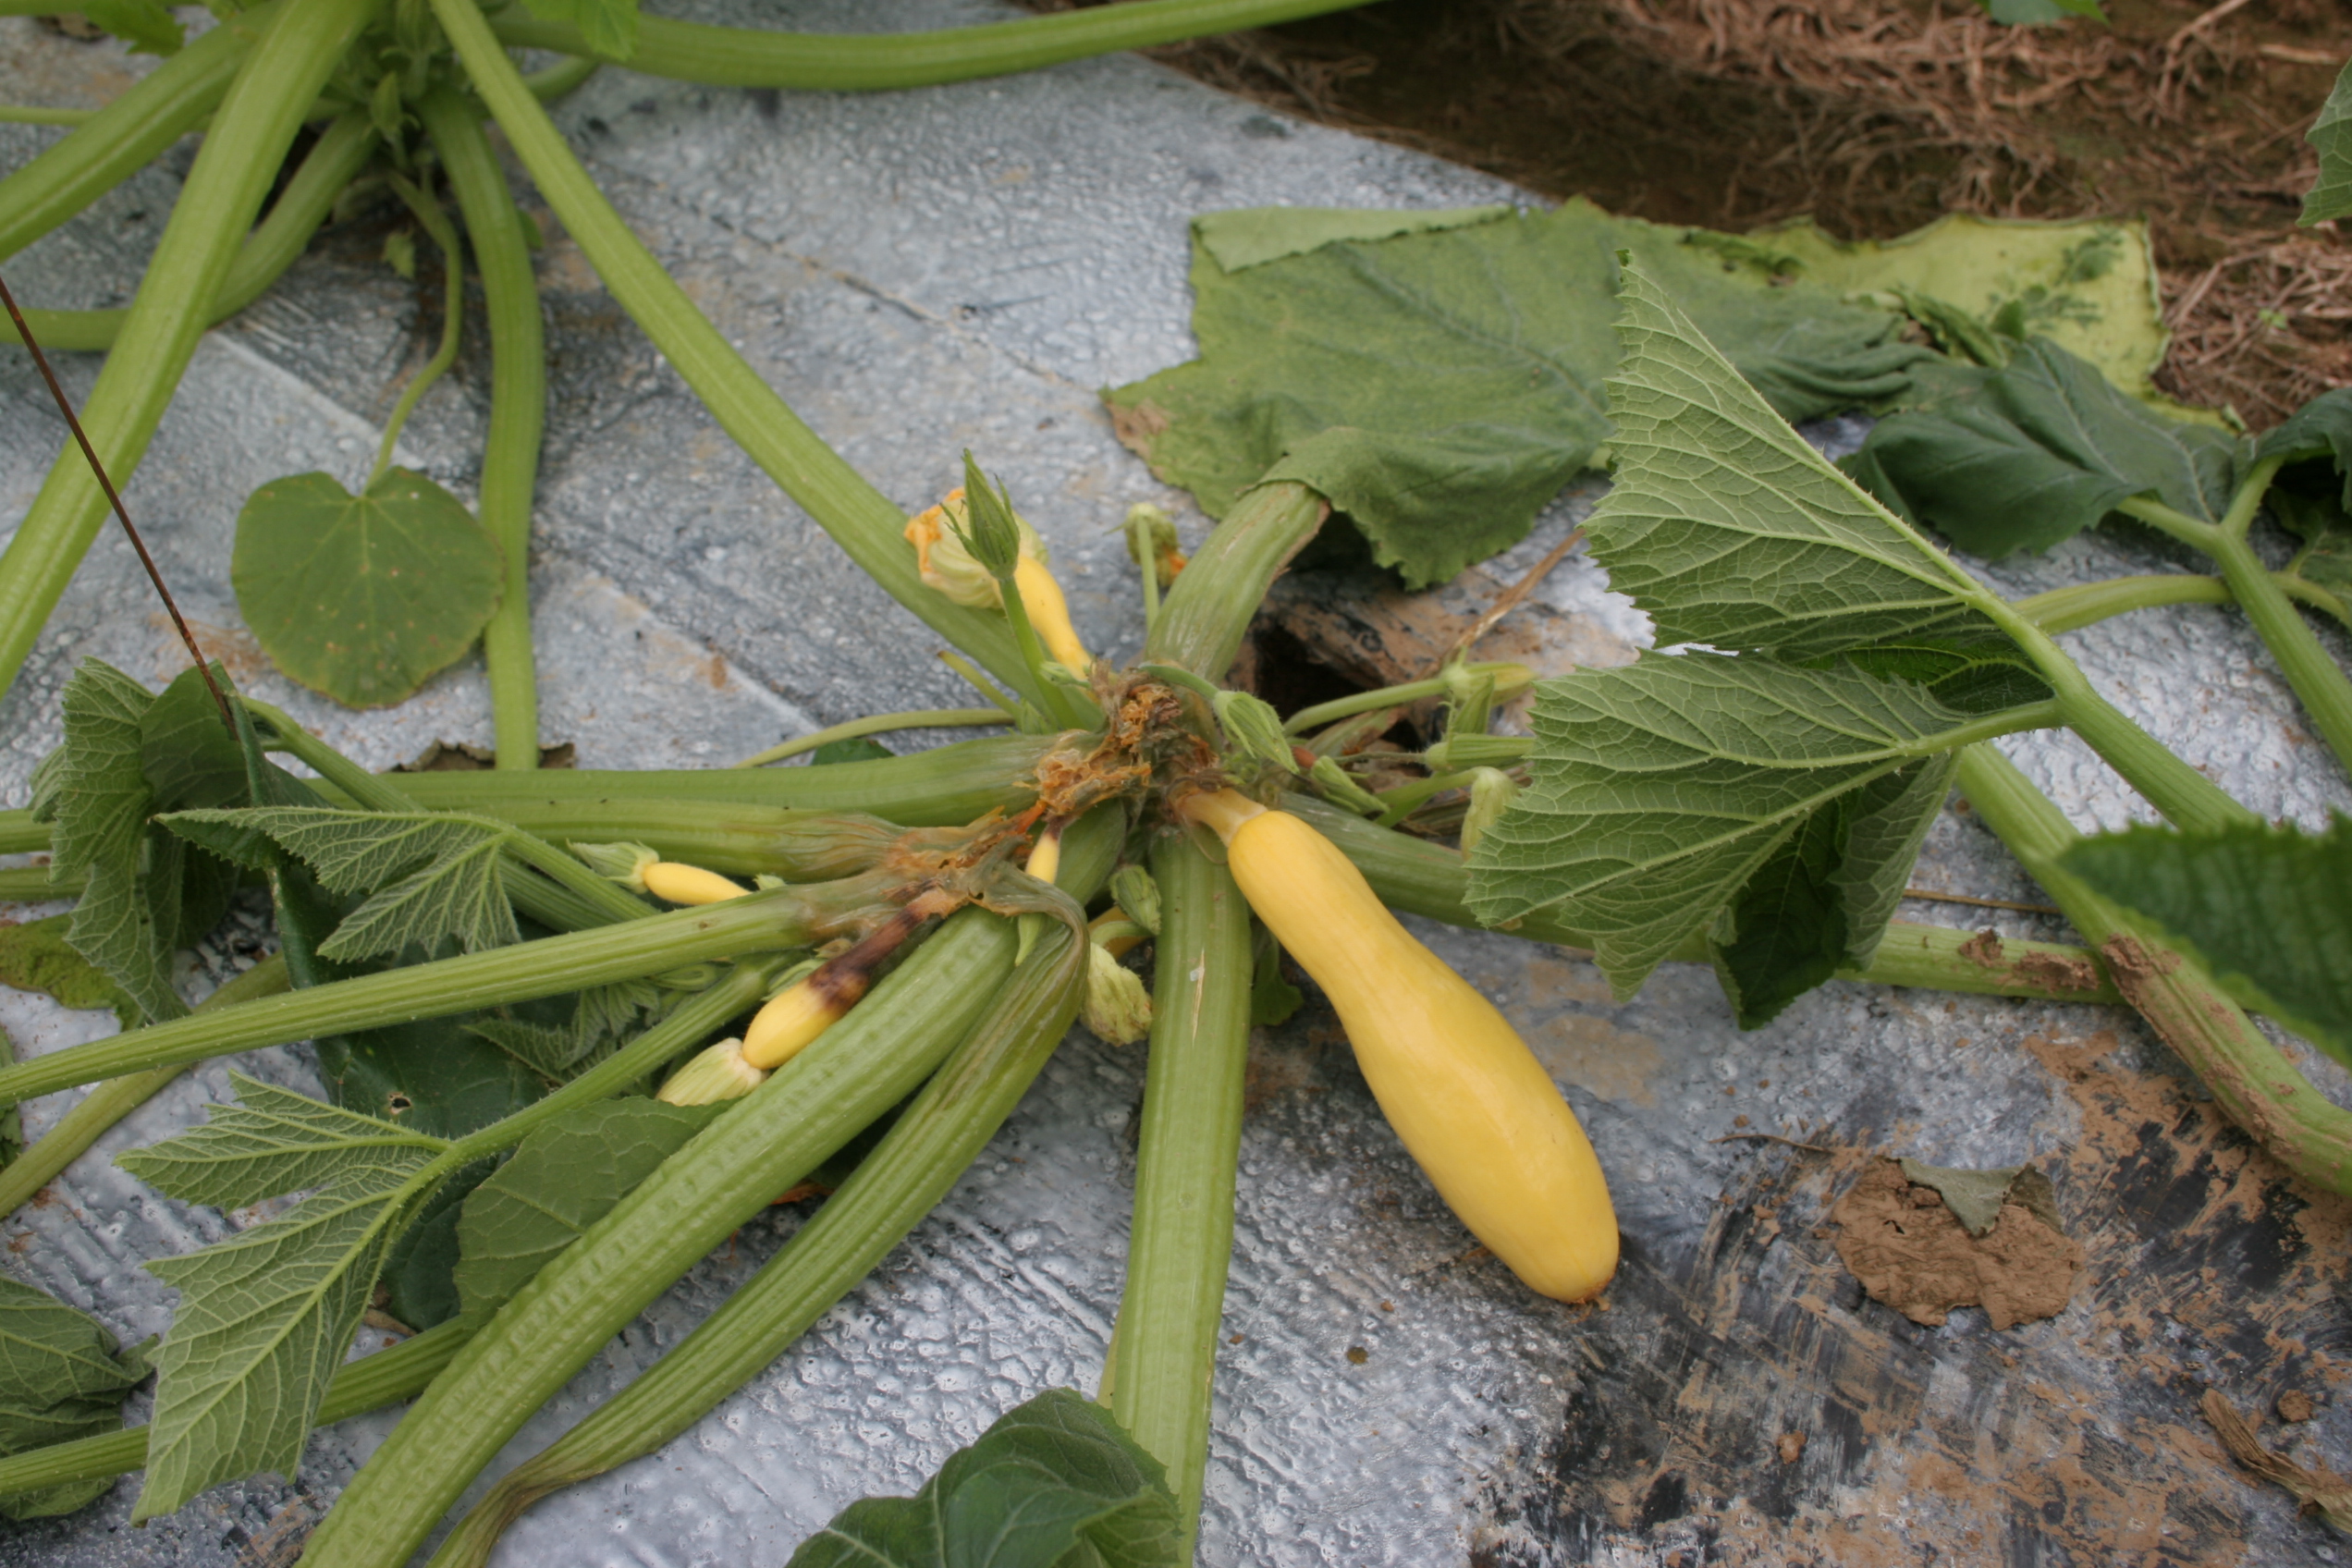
[0,0,385,701]
[0,892,819,1105]
[431,0,1042,704]
[0,0,272,263]
[1146,480,1327,681]
[2,108,376,352]
[420,90,545,770]
[1955,743,2352,1195]
[423,809,1121,1568]
[1108,835,1254,1552]
[487,0,1372,89]
[292,906,1022,1568]
[0,955,289,1219]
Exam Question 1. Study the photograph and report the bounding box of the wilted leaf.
[0,1276,149,1520]
[2059,816,2352,1069]
[1106,201,1933,588]
[1761,217,2160,403]
[1896,1157,2063,1238]
[2302,59,2352,228]
[453,1098,717,1324]
[785,1389,1181,1568]
[1845,337,2238,557]
[232,468,505,709]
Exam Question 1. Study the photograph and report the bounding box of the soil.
[1828,1157,2085,1328]
[1036,0,2352,424]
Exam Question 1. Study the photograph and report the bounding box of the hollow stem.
[1108,835,1253,1552]
[418,91,545,769]
[420,810,1120,1568]
[0,0,271,263]
[0,892,816,1104]
[487,0,1374,89]
[0,865,78,900]
[1954,743,2352,1195]
[2,108,377,353]
[1147,480,1327,681]
[0,955,289,1219]
[1282,661,1533,735]
[432,0,1042,705]
[0,0,381,699]
[729,707,1010,769]
[290,907,1023,1568]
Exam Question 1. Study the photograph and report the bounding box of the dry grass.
[1041,0,2352,425]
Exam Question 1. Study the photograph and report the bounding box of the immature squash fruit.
[1182,788,1620,1302]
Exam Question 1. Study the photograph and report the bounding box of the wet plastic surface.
[5,5,2352,1564]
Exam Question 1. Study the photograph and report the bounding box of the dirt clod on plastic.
[1830,1158,2084,1330]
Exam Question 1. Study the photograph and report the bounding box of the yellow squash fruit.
[641,861,752,905]
[1182,788,1619,1302]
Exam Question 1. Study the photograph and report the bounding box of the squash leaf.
[1106,200,1936,589]
[2060,816,2352,1070]
[232,469,505,710]
[118,1074,453,1519]
[1844,336,2240,557]
[784,1389,1181,1568]
[2303,59,2352,228]
[453,1098,718,1325]
[0,1276,150,1520]
[1468,264,2051,1003]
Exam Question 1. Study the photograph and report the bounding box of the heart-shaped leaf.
[232,468,505,709]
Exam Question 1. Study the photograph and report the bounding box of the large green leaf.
[0,1276,149,1520]
[1845,337,2240,557]
[1467,655,2019,996]
[785,1389,1181,1568]
[120,1074,451,1518]
[1106,201,1934,588]
[452,1098,717,1324]
[232,469,505,710]
[2302,59,2352,228]
[2060,817,2352,1069]
[1581,262,2012,661]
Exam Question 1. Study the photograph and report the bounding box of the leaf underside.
[2060,816,2352,1070]
[1469,263,2051,1005]
[785,1388,1182,1568]
[0,1276,149,1520]
[120,1075,451,1518]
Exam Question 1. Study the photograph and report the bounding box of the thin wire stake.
[0,268,237,736]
